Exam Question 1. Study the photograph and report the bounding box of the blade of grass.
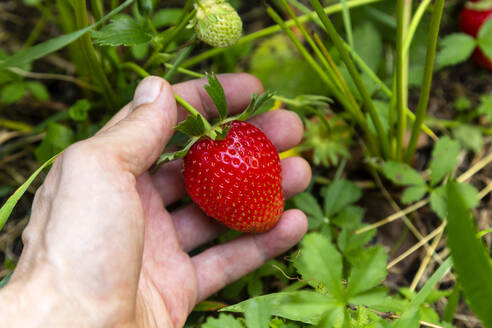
[164,45,193,80]
[73,0,117,109]
[393,257,452,327]
[268,5,379,156]
[0,153,59,231]
[309,0,390,159]
[182,0,383,68]
[403,0,432,56]
[340,0,354,48]
[341,40,438,141]
[0,0,133,70]
[447,182,492,327]
[404,0,445,163]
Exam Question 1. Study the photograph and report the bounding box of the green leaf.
[243,299,271,328]
[152,8,182,28]
[430,182,479,220]
[401,185,427,204]
[381,161,425,186]
[337,227,376,260]
[26,81,50,101]
[0,272,12,288]
[295,233,344,299]
[436,33,476,69]
[35,123,75,163]
[349,287,406,313]
[322,179,362,218]
[453,96,472,111]
[175,114,208,136]
[331,205,364,229]
[446,181,492,327]
[235,91,274,121]
[452,125,483,153]
[0,153,59,231]
[292,192,324,221]
[353,21,382,72]
[223,291,339,325]
[477,18,492,61]
[392,258,452,328]
[0,0,133,69]
[0,82,26,104]
[91,15,152,46]
[443,284,460,323]
[477,93,492,122]
[347,246,388,298]
[247,276,263,297]
[204,73,228,120]
[69,99,92,122]
[193,300,227,311]
[429,136,460,186]
[316,306,345,327]
[202,313,244,328]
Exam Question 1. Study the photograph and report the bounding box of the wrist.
[0,265,92,328]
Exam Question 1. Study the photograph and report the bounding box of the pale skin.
[0,74,311,327]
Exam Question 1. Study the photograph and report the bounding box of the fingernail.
[132,77,162,109]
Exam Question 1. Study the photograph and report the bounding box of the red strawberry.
[183,120,284,233]
[460,0,492,69]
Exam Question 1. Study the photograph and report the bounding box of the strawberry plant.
[1,0,492,327]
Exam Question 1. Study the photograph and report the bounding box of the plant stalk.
[404,0,445,163]
[309,0,390,159]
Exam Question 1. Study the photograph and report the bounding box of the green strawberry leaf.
[0,81,26,104]
[436,33,476,70]
[155,137,198,166]
[294,233,344,299]
[401,185,428,204]
[292,192,325,222]
[235,91,274,121]
[331,205,364,229]
[69,99,91,122]
[222,291,339,325]
[202,313,244,328]
[430,182,479,220]
[452,125,483,153]
[243,299,272,328]
[429,136,461,186]
[204,72,228,121]
[25,81,50,101]
[322,179,362,218]
[381,161,425,186]
[337,227,376,261]
[477,18,492,61]
[347,246,388,298]
[175,114,208,136]
[477,93,492,122]
[91,15,152,46]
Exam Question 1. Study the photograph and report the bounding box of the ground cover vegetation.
[1,0,492,327]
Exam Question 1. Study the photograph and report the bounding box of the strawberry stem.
[174,93,212,130]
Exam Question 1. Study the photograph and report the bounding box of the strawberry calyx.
[155,73,273,167]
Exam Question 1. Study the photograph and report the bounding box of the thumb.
[93,76,177,176]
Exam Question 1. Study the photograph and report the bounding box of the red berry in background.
[460,0,492,70]
[183,120,284,233]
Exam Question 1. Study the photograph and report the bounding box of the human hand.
[0,74,311,327]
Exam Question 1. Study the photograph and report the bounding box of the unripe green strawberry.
[194,0,242,48]
[183,121,284,233]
